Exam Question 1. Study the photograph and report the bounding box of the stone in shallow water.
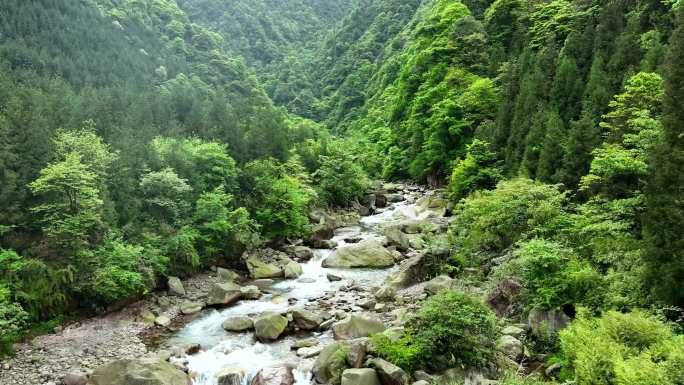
[292,308,324,330]
[215,367,245,385]
[88,358,189,385]
[222,316,254,332]
[341,369,381,385]
[253,312,288,341]
[207,282,242,306]
[250,367,294,385]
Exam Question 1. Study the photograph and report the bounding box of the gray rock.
[87,358,189,385]
[346,341,367,368]
[294,246,314,260]
[486,278,523,318]
[207,282,242,306]
[333,314,386,340]
[501,325,525,339]
[246,258,283,279]
[283,260,303,279]
[222,316,254,332]
[217,268,240,282]
[424,275,455,295]
[63,372,88,385]
[216,367,245,385]
[297,345,325,358]
[341,369,381,385]
[180,301,203,315]
[545,363,562,378]
[323,240,395,268]
[497,335,523,361]
[381,227,409,252]
[327,273,343,282]
[313,343,348,385]
[292,338,319,349]
[369,358,410,385]
[250,367,294,385]
[254,312,288,341]
[240,285,262,300]
[527,308,571,338]
[292,309,323,331]
[154,315,171,327]
[167,277,185,297]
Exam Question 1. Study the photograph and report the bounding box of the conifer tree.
[643,5,684,306]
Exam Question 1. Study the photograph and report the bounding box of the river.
[165,189,426,385]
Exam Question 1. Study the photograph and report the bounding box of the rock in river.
[207,282,242,306]
[246,257,283,279]
[292,308,324,330]
[222,316,254,332]
[322,240,395,268]
[216,367,245,385]
[87,358,189,385]
[251,367,295,385]
[254,312,288,341]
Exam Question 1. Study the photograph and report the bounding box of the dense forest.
[1,1,684,384]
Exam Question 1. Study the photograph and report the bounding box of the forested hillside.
[1,1,684,384]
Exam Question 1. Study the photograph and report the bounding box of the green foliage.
[448,179,569,266]
[560,310,684,385]
[447,139,503,201]
[643,5,684,307]
[151,137,239,196]
[29,153,104,250]
[241,159,315,240]
[371,332,422,373]
[313,143,370,207]
[139,168,192,225]
[408,290,499,370]
[373,291,498,372]
[193,187,261,265]
[501,239,604,310]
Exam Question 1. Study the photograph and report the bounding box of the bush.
[0,293,29,357]
[504,239,604,310]
[313,143,370,207]
[375,290,499,371]
[560,310,684,385]
[448,178,569,266]
[241,159,315,241]
[447,139,502,202]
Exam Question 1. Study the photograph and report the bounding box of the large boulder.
[368,358,410,385]
[283,260,303,278]
[251,367,294,385]
[333,314,386,340]
[292,308,324,331]
[323,240,395,268]
[342,369,382,385]
[246,257,283,279]
[217,268,240,282]
[241,285,262,300]
[216,367,246,385]
[293,246,315,261]
[180,300,203,315]
[313,343,348,385]
[167,277,185,297]
[497,335,523,361]
[381,226,409,252]
[424,275,456,295]
[207,282,243,306]
[486,278,523,318]
[527,308,571,338]
[383,255,423,290]
[254,312,288,341]
[222,316,254,332]
[87,359,189,385]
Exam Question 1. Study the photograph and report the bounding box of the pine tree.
[643,5,684,306]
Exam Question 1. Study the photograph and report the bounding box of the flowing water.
[166,190,427,385]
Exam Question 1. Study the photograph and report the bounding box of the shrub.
[377,290,499,371]
[507,239,604,310]
[241,159,315,241]
[0,291,29,357]
[313,143,370,207]
[447,139,502,202]
[560,310,684,385]
[372,332,422,373]
[448,178,569,266]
